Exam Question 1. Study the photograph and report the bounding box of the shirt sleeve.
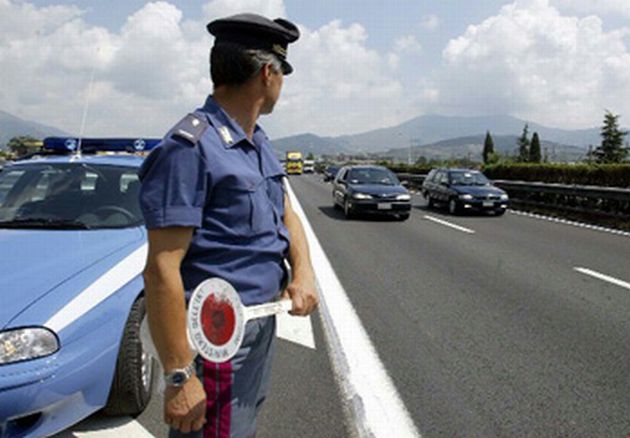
[138,138,209,229]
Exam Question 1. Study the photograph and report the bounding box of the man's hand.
[282,276,319,316]
[164,374,206,433]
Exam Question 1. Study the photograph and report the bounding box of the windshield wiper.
[0,218,91,229]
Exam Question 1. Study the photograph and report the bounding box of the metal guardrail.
[395,172,630,219]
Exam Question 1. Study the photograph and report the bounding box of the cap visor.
[281,60,293,75]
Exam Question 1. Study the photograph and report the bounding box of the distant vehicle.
[285,151,303,175]
[303,159,315,173]
[323,165,340,182]
[0,137,158,437]
[332,165,411,220]
[422,168,509,215]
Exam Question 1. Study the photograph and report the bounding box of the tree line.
[483,110,628,165]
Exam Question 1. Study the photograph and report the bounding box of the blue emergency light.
[43,137,160,153]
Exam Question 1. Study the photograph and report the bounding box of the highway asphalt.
[289,174,630,437]
[60,173,630,437]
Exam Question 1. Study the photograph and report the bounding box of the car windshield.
[347,168,399,185]
[0,163,143,229]
[449,171,490,186]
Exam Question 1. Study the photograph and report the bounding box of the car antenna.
[75,54,97,158]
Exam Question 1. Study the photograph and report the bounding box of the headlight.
[459,194,474,200]
[500,194,509,200]
[0,327,59,365]
[396,194,411,201]
[352,193,373,200]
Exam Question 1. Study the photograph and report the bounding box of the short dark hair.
[210,43,282,87]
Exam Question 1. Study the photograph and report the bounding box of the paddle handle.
[245,299,293,320]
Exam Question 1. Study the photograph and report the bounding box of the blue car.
[0,138,158,437]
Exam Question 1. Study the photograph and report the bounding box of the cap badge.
[272,44,287,57]
[218,126,234,144]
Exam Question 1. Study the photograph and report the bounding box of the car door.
[436,171,450,201]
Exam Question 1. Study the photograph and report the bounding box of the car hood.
[0,229,143,328]
[349,184,408,195]
[452,185,505,196]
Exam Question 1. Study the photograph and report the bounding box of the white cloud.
[394,35,422,54]
[0,0,411,139]
[552,0,630,18]
[267,20,406,136]
[202,0,286,21]
[421,14,440,31]
[434,0,630,128]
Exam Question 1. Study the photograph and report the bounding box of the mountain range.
[0,110,68,149]
[1,109,616,162]
[272,114,610,162]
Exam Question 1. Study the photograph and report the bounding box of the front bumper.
[347,199,411,215]
[0,325,120,438]
[459,199,508,212]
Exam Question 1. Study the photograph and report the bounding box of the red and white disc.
[187,278,245,363]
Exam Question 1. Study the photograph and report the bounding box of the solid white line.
[509,210,630,238]
[574,267,630,291]
[423,215,475,234]
[46,244,147,332]
[286,181,420,438]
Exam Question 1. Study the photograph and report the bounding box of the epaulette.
[170,113,209,146]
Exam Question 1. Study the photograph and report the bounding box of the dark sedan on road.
[323,165,340,182]
[332,165,411,220]
[422,168,509,215]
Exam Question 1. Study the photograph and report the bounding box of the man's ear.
[261,63,274,86]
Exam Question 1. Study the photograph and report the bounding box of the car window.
[449,171,490,186]
[0,163,143,229]
[347,168,399,185]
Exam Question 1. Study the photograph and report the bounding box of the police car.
[0,138,159,437]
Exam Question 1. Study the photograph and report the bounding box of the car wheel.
[333,193,341,210]
[344,199,354,219]
[448,199,460,215]
[427,195,435,209]
[495,208,506,216]
[104,296,155,416]
[397,213,410,221]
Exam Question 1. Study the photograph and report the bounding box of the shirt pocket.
[213,174,279,238]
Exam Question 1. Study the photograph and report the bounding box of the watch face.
[172,372,186,386]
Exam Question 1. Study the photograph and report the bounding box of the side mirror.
[401,180,409,187]
[440,181,449,187]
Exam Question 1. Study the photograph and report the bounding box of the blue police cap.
[207,13,299,75]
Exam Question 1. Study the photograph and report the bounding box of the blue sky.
[2,0,630,138]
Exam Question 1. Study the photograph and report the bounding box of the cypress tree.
[529,132,542,163]
[594,111,628,163]
[483,131,495,164]
[517,124,530,162]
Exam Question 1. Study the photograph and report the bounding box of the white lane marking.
[55,416,153,437]
[423,215,475,234]
[276,311,316,349]
[286,182,421,438]
[510,210,630,238]
[46,244,147,332]
[574,267,630,291]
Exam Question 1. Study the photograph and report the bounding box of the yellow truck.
[285,151,303,175]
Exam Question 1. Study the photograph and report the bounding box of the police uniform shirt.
[138,95,290,305]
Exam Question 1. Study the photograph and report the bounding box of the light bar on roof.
[43,137,160,153]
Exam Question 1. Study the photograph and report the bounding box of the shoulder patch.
[170,113,209,146]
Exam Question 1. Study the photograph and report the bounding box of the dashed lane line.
[423,215,476,234]
[286,180,421,438]
[574,267,630,291]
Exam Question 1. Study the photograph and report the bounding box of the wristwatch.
[164,361,196,387]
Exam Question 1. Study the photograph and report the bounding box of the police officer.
[139,13,318,438]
